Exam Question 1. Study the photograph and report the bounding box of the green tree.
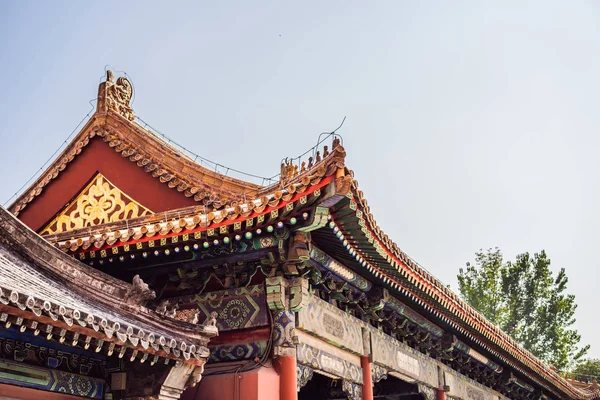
[457,248,588,370]
[572,359,600,380]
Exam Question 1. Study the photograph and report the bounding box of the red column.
[279,356,298,400]
[436,388,446,400]
[361,356,374,400]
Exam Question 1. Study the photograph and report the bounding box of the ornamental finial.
[97,69,135,121]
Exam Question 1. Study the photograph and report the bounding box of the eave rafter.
[305,247,527,396]
[48,175,334,255]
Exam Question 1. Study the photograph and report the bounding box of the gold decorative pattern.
[40,173,152,235]
[48,177,331,252]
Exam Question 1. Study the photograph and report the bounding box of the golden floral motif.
[41,174,152,235]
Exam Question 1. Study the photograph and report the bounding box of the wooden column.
[279,355,298,400]
[360,356,374,400]
[437,367,446,400]
[267,277,307,400]
[436,388,447,400]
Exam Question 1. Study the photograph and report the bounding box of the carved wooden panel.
[296,343,363,385]
[444,369,505,400]
[369,328,438,387]
[41,173,152,235]
[296,294,366,355]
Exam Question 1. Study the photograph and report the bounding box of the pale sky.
[1,2,599,358]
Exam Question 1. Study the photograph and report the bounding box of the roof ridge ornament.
[123,274,156,308]
[279,134,346,188]
[97,69,135,121]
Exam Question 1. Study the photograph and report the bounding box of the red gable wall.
[17,137,197,232]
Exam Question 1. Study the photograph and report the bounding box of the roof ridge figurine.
[123,274,156,308]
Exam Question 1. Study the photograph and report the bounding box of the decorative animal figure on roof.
[188,309,201,324]
[124,275,156,308]
[155,299,170,315]
[165,303,179,318]
[280,158,298,184]
[332,136,341,149]
[206,311,218,328]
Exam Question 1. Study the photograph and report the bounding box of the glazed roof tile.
[0,206,217,365]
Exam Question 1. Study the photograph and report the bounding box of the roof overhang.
[0,206,217,366]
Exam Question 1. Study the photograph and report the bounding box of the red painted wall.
[209,328,271,346]
[17,137,197,232]
[182,367,280,400]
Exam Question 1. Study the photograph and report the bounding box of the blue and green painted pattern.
[209,341,268,362]
[194,285,268,331]
[0,358,103,398]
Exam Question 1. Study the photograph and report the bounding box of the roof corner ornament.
[280,158,298,187]
[186,308,201,324]
[335,173,352,195]
[279,135,345,187]
[205,311,218,328]
[155,299,170,315]
[331,135,350,195]
[123,275,156,308]
[197,311,219,334]
[332,136,341,149]
[155,299,180,318]
[97,69,135,121]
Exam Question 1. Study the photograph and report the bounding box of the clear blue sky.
[1,2,599,359]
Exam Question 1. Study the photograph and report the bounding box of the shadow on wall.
[181,366,279,400]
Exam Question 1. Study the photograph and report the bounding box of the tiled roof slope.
[339,171,598,400]
[9,112,266,218]
[0,206,217,365]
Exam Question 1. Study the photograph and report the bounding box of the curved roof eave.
[327,167,597,400]
[0,205,217,364]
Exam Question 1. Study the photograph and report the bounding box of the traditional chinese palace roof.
[6,71,598,400]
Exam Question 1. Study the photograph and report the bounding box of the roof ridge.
[9,71,346,222]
